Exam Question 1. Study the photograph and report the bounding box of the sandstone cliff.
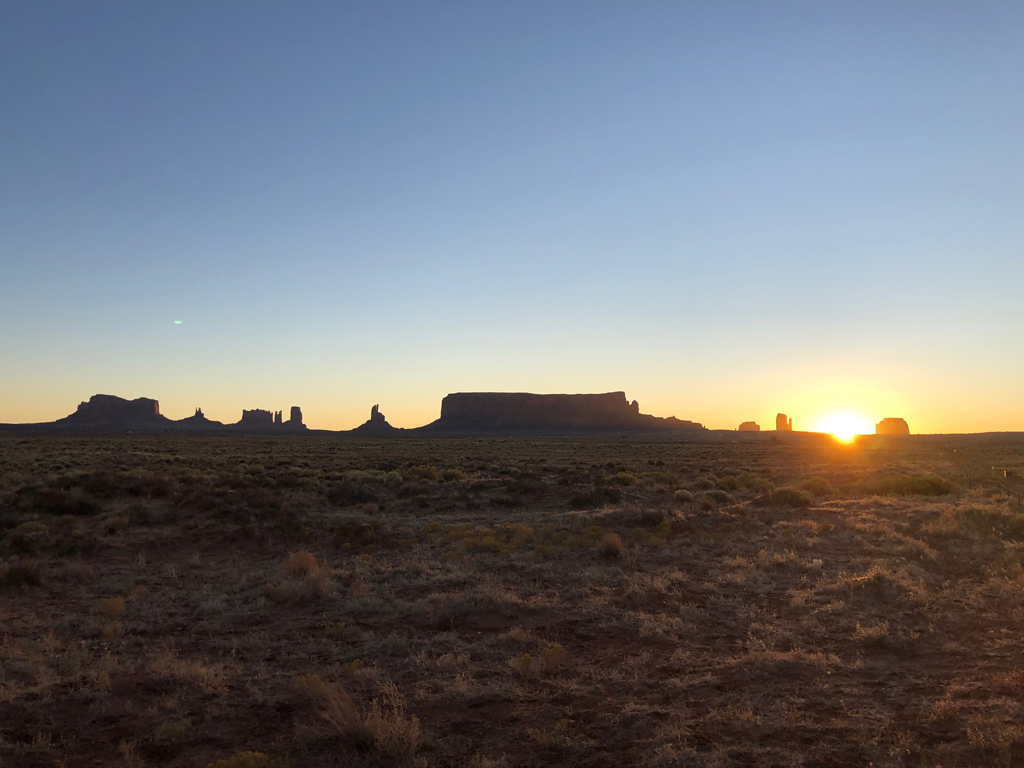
[422,392,704,432]
[738,421,760,432]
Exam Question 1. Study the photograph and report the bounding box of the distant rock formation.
[352,404,401,434]
[423,392,704,432]
[239,409,274,428]
[59,394,168,426]
[876,417,910,435]
[776,413,793,432]
[738,421,760,432]
[179,407,224,428]
[236,406,306,430]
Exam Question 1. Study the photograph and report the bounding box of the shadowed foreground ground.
[2,434,1024,767]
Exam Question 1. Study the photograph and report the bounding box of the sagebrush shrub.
[100,596,125,619]
[281,550,318,576]
[866,473,956,497]
[0,559,42,587]
[801,476,835,497]
[599,533,624,559]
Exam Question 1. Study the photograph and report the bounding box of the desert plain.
[2,432,1024,767]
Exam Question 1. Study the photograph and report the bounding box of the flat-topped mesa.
[738,421,760,432]
[239,409,274,428]
[776,413,793,432]
[430,392,704,432]
[62,394,166,425]
[876,417,910,435]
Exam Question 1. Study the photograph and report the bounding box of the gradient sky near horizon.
[2,2,1022,433]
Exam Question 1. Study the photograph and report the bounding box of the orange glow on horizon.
[816,413,872,441]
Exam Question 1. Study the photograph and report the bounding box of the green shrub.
[768,487,812,507]
[18,488,101,516]
[610,472,638,486]
[408,465,438,482]
[693,477,716,491]
[801,477,835,497]
[569,487,622,510]
[925,506,1024,541]
[673,489,693,503]
[492,490,523,508]
[715,475,740,491]
[441,468,467,483]
[867,474,956,497]
[704,489,734,504]
[0,559,42,587]
[9,521,49,554]
[326,480,377,507]
[640,471,678,487]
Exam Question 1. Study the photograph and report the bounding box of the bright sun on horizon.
[817,413,872,441]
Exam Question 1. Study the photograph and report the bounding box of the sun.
[817,413,871,441]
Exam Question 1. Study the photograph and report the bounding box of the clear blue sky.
[2,2,1022,432]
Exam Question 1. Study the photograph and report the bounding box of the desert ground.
[2,432,1024,767]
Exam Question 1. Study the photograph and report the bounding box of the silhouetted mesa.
[59,394,168,426]
[738,421,760,432]
[352,404,401,434]
[776,413,793,432]
[239,409,274,428]
[876,417,910,435]
[424,392,704,432]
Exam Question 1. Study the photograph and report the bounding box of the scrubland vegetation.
[2,433,1024,767]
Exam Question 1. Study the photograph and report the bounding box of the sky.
[1,2,1022,433]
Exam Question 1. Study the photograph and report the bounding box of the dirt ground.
[2,432,1024,767]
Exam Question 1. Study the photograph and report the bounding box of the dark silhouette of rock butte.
[180,407,223,427]
[239,409,274,428]
[776,413,793,432]
[738,421,760,432]
[425,392,704,432]
[283,406,306,430]
[876,417,910,435]
[352,403,400,434]
[60,394,167,425]
[274,410,283,426]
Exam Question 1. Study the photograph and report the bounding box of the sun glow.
[817,413,871,441]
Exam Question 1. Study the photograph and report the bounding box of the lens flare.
[174,320,183,325]
[817,414,871,441]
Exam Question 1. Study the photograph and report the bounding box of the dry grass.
[1,432,1023,766]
